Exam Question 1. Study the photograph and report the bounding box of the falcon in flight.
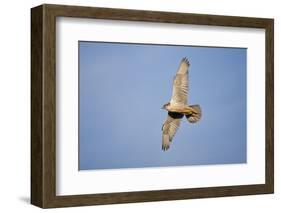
[161,57,201,151]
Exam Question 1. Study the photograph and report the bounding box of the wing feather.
[162,112,183,151]
[170,57,189,106]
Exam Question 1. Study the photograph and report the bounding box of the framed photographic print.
[31,4,274,208]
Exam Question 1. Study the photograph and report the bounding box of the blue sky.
[79,41,247,170]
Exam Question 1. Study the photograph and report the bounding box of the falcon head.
[161,102,170,110]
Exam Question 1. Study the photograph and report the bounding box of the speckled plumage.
[162,57,201,151]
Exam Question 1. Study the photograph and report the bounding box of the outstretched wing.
[162,112,183,151]
[170,57,189,106]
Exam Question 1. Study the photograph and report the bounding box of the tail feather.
[186,105,201,123]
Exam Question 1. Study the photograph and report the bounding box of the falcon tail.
[186,105,201,123]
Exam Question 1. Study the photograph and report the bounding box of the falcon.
[161,57,201,151]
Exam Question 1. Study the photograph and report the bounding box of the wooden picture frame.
[31,4,274,208]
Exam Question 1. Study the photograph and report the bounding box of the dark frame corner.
[31,4,274,208]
